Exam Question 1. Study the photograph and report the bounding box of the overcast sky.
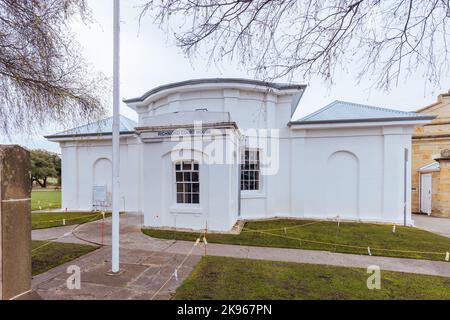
[2,0,448,153]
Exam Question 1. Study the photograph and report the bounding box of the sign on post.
[93,185,108,211]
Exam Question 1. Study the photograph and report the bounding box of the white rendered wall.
[59,123,414,229]
[285,125,414,225]
[55,84,418,230]
[59,137,141,212]
[131,87,416,229]
[141,132,239,232]
[139,89,293,130]
[138,89,295,223]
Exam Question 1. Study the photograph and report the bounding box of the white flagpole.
[111,0,120,273]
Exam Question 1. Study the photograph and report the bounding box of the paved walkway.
[413,213,450,238]
[32,215,200,299]
[31,214,450,299]
[32,246,200,300]
[32,224,90,245]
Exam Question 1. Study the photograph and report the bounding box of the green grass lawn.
[32,211,111,229]
[175,256,450,300]
[142,219,450,261]
[31,190,61,211]
[32,240,98,276]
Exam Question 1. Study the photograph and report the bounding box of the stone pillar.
[435,149,450,218]
[0,145,31,300]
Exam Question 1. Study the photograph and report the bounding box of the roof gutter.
[288,115,436,127]
[45,131,135,140]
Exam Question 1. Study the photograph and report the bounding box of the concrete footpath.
[32,224,89,245]
[413,213,450,238]
[31,214,450,300]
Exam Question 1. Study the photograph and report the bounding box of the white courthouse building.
[46,78,434,231]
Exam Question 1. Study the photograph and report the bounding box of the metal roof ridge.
[297,100,340,121]
[296,100,425,123]
[45,115,137,138]
[333,100,419,116]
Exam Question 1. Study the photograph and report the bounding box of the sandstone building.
[412,90,450,217]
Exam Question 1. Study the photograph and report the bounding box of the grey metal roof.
[45,115,137,139]
[290,100,435,125]
[123,78,306,103]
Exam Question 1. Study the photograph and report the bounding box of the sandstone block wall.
[0,145,31,300]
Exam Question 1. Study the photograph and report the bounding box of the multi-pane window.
[241,149,260,191]
[175,160,200,204]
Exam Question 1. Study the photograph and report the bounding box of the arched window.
[175,160,200,204]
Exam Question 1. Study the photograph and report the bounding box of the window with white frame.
[175,160,200,204]
[240,149,260,191]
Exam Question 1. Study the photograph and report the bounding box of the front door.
[420,173,432,215]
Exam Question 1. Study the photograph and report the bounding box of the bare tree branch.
[140,0,450,89]
[0,0,107,135]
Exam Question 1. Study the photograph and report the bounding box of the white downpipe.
[111,0,120,273]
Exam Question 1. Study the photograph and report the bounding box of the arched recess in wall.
[93,158,112,193]
[162,147,210,164]
[325,151,359,219]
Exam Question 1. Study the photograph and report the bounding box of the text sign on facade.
[93,186,108,209]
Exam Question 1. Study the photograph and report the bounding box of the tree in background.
[142,0,450,89]
[0,0,107,135]
[31,149,61,188]
[53,152,62,186]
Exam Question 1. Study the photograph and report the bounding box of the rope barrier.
[149,218,447,297]
[241,220,323,233]
[333,217,340,252]
[32,212,109,225]
[248,228,448,257]
[31,239,58,253]
[150,231,205,300]
[32,213,104,254]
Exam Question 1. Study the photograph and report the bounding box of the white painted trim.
[241,192,266,199]
[47,134,135,143]
[169,205,203,215]
[290,120,431,130]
